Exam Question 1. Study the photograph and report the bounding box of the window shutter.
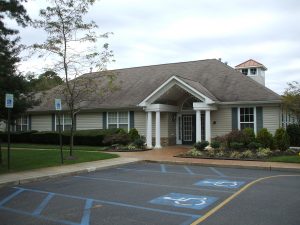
[102,112,107,129]
[28,115,32,131]
[129,111,134,129]
[232,107,238,130]
[256,107,263,133]
[52,113,55,131]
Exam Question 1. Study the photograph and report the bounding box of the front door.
[182,114,196,145]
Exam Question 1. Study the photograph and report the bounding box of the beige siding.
[76,113,102,130]
[168,113,176,138]
[211,107,232,137]
[152,112,168,138]
[263,106,280,134]
[134,111,146,136]
[32,115,52,131]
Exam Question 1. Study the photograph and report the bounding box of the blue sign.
[5,94,14,108]
[55,99,62,110]
[150,193,218,210]
[195,179,245,189]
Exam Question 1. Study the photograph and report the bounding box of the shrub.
[194,141,209,151]
[103,133,131,145]
[256,147,272,158]
[218,130,248,148]
[210,140,221,149]
[215,150,226,158]
[274,128,290,151]
[286,124,300,147]
[242,128,255,144]
[241,150,254,159]
[206,149,215,157]
[188,149,204,157]
[128,128,140,141]
[284,149,297,156]
[256,128,273,148]
[127,144,136,150]
[133,137,145,148]
[230,142,244,150]
[230,151,242,159]
[247,142,262,150]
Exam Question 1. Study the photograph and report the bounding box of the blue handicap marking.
[195,179,245,189]
[150,193,218,210]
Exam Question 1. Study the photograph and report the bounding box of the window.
[241,69,248,75]
[56,114,72,131]
[239,107,255,130]
[107,112,129,130]
[250,68,257,75]
[16,116,29,131]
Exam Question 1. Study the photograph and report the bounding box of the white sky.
[8,0,300,94]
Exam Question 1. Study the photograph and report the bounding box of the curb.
[0,158,142,188]
[145,160,300,173]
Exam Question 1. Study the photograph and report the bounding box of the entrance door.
[182,115,196,145]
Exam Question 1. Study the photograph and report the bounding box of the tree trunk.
[69,111,74,156]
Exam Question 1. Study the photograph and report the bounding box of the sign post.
[55,99,63,164]
[5,94,14,170]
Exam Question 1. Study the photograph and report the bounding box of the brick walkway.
[112,146,300,172]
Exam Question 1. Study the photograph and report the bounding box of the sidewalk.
[0,157,140,188]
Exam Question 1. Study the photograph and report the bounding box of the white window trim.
[55,114,72,131]
[15,115,29,131]
[238,107,257,134]
[106,111,130,131]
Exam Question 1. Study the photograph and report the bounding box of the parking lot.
[0,162,299,225]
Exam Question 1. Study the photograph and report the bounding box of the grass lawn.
[1,143,108,151]
[0,149,118,174]
[269,155,300,163]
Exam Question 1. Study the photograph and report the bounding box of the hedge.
[0,129,129,146]
[286,124,300,147]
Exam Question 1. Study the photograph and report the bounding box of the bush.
[256,147,272,158]
[210,140,221,149]
[284,149,297,156]
[218,130,248,148]
[103,133,131,145]
[128,128,140,141]
[241,150,254,159]
[230,151,242,159]
[286,124,300,147]
[274,128,290,151]
[242,128,255,144]
[256,128,273,148]
[215,150,227,158]
[188,149,204,157]
[194,141,209,151]
[247,142,262,150]
[206,149,215,157]
[133,137,145,148]
[230,142,244,150]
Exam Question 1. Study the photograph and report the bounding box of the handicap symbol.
[203,180,238,187]
[163,196,207,206]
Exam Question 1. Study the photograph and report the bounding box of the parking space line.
[161,164,167,173]
[209,167,226,177]
[74,176,235,193]
[0,188,24,206]
[13,187,201,218]
[184,166,195,175]
[80,199,93,225]
[117,167,256,180]
[32,193,54,216]
[190,174,300,225]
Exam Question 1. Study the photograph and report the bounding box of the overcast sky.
[10,0,300,94]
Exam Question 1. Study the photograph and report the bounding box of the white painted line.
[183,166,195,175]
[209,167,226,177]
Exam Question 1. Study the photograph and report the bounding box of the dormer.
[235,59,267,86]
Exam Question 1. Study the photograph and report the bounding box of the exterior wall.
[31,115,52,131]
[151,112,168,138]
[211,107,232,138]
[134,111,146,136]
[76,113,102,130]
[263,105,280,134]
[168,113,176,145]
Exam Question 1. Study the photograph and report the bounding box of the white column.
[205,110,211,143]
[155,111,161,148]
[196,110,202,142]
[146,112,152,148]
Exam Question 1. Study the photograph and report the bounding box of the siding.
[31,115,52,131]
[168,113,176,138]
[134,111,146,136]
[76,113,103,130]
[152,112,168,138]
[211,107,232,137]
[263,106,280,134]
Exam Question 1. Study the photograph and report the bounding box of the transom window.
[56,114,72,131]
[241,69,248,75]
[239,107,254,130]
[16,116,29,131]
[250,68,257,75]
[107,112,129,130]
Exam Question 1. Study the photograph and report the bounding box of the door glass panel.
[183,115,193,141]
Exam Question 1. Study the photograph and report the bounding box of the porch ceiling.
[153,84,200,105]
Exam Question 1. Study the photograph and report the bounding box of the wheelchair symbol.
[163,196,207,206]
[203,180,238,187]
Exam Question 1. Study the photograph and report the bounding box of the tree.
[283,81,300,124]
[33,0,115,157]
[27,70,64,92]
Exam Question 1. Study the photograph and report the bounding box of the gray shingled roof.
[29,59,281,112]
